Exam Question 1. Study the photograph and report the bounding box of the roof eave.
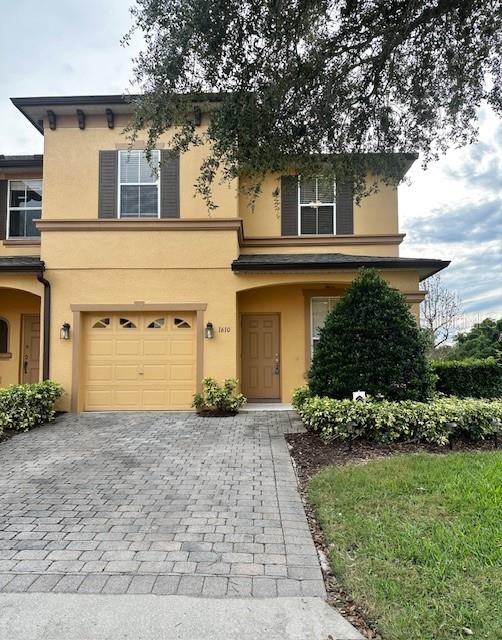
[231,258,450,281]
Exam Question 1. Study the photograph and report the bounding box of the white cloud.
[400,107,502,321]
[0,0,143,154]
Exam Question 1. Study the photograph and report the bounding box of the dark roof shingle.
[232,253,449,280]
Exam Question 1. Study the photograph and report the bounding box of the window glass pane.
[312,299,330,339]
[9,181,26,208]
[25,210,41,237]
[300,206,317,234]
[317,178,334,203]
[8,210,24,237]
[139,185,158,216]
[318,206,334,234]
[299,177,316,205]
[0,319,7,352]
[25,181,43,208]
[139,151,159,184]
[120,151,140,183]
[120,185,140,216]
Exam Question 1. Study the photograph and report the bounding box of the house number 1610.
[218,326,231,333]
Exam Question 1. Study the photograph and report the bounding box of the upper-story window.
[8,179,42,238]
[118,150,160,218]
[299,176,335,235]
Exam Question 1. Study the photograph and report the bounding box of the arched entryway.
[237,281,349,403]
[0,287,42,386]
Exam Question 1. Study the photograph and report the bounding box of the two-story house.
[0,94,449,412]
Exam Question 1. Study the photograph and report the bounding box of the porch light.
[205,322,214,339]
[60,322,71,340]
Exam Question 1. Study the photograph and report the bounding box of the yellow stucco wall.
[239,173,399,238]
[44,250,420,410]
[0,110,425,410]
[238,269,420,401]
[42,116,238,221]
[0,286,41,386]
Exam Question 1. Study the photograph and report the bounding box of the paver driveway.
[0,412,325,598]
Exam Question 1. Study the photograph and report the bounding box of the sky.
[1,1,501,329]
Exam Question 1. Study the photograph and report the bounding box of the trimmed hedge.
[308,269,434,401]
[295,393,502,446]
[0,381,64,433]
[432,357,502,398]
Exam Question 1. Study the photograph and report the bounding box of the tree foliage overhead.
[308,269,435,401]
[126,0,502,205]
[452,317,502,360]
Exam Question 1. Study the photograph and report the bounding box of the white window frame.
[7,179,43,240]
[298,176,336,235]
[117,150,161,219]
[310,296,340,357]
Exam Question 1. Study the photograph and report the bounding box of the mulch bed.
[286,430,499,639]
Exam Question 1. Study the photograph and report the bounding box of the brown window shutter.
[0,180,7,240]
[98,150,118,218]
[336,181,354,234]
[160,150,180,218]
[281,175,298,236]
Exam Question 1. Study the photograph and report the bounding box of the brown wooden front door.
[241,314,280,401]
[21,315,40,384]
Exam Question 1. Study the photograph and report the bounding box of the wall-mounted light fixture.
[60,322,71,340]
[204,322,214,339]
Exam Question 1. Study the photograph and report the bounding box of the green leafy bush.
[296,395,502,446]
[291,386,312,411]
[309,269,435,401]
[432,357,502,398]
[192,377,246,413]
[0,381,64,433]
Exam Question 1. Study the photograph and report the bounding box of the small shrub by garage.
[432,357,502,398]
[296,395,502,446]
[0,381,64,433]
[309,269,435,402]
[192,377,246,415]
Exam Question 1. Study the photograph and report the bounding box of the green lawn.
[308,452,502,640]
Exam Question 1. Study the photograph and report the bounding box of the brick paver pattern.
[0,412,325,597]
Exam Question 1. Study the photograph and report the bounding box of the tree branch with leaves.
[124,0,502,207]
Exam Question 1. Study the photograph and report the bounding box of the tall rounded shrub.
[309,269,434,401]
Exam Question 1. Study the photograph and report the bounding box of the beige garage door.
[83,312,197,411]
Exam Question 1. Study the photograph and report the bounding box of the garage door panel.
[88,339,113,356]
[114,388,142,407]
[85,389,113,409]
[142,389,168,408]
[86,364,113,382]
[143,340,169,355]
[83,312,197,411]
[170,363,195,381]
[114,364,140,381]
[143,364,167,380]
[170,389,194,407]
[115,340,142,356]
[170,340,194,356]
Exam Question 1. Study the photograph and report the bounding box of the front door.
[241,314,280,401]
[22,315,40,383]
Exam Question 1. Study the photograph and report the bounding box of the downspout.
[37,270,51,380]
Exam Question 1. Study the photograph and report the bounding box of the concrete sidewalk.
[0,593,363,639]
